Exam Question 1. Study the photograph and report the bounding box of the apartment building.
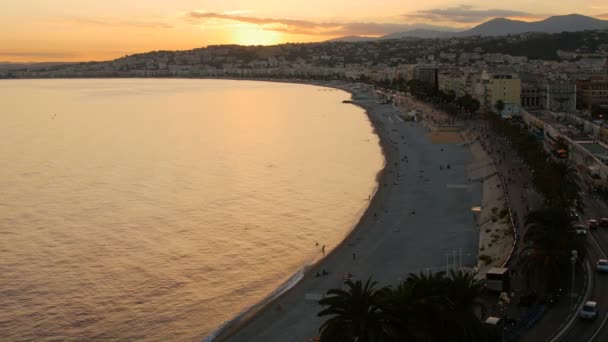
[577,76,608,109]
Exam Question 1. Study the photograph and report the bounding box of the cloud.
[56,17,173,29]
[186,12,457,36]
[222,10,253,16]
[403,5,543,24]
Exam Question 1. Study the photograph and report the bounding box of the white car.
[580,301,598,320]
[597,259,608,273]
[573,224,588,236]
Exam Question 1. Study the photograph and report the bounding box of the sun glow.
[230,25,283,46]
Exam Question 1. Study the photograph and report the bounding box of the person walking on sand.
[322,245,325,255]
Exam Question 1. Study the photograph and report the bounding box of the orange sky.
[1,0,607,62]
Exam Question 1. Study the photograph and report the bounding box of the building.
[545,81,577,112]
[520,74,542,108]
[490,73,521,107]
[412,64,438,87]
[438,69,465,96]
[577,76,608,110]
[521,83,542,108]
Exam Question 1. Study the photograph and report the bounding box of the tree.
[519,208,585,292]
[318,272,496,342]
[457,94,480,113]
[495,100,505,113]
[446,270,486,317]
[380,271,488,342]
[318,278,389,342]
[394,272,451,341]
[537,161,582,210]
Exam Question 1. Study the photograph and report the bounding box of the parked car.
[580,301,599,320]
[600,218,608,228]
[597,259,608,273]
[588,219,599,230]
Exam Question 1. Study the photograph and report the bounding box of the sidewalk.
[391,99,585,342]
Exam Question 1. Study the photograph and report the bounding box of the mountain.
[326,36,378,42]
[329,30,451,42]
[460,14,608,36]
[459,18,528,36]
[383,29,454,39]
[529,14,608,33]
[328,14,608,42]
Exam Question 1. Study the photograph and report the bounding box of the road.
[558,194,608,342]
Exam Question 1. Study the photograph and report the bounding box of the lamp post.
[570,250,578,306]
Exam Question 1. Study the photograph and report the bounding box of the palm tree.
[447,270,485,315]
[381,272,451,341]
[378,281,416,341]
[385,271,487,342]
[318,273,493,342]
[317,278,389,342]
[495,100,505,113]
[444,270,487,342]
[519,208,584,292]
[546,161,581,210]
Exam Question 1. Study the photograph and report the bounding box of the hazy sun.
[231,26,283,46]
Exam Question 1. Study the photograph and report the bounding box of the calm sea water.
[0,79,383,341]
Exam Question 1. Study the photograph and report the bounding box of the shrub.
[479,254,493,265]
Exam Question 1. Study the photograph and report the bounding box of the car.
[597,259,608,273]
[601,218,608,228]
[574,224,587,235]
[588,219,599,230]
[572,224,588,236]
[580,301,599,320]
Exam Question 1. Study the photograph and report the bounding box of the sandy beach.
[213,81,481,341]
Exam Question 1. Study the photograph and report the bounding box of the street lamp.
[570,250,578,306]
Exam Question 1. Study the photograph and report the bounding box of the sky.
[1,0,608,62]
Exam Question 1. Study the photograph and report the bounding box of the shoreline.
[209,80,394,341]
[213,80,480,341]
[1,77,477,340]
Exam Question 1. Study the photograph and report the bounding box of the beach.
[213,81,481,341]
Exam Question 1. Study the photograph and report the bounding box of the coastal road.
[556,231,608,342]
[557,194,608,342]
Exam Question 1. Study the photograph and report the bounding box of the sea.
[0,79,384,341]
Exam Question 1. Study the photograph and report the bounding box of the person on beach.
[321,245,325,254]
